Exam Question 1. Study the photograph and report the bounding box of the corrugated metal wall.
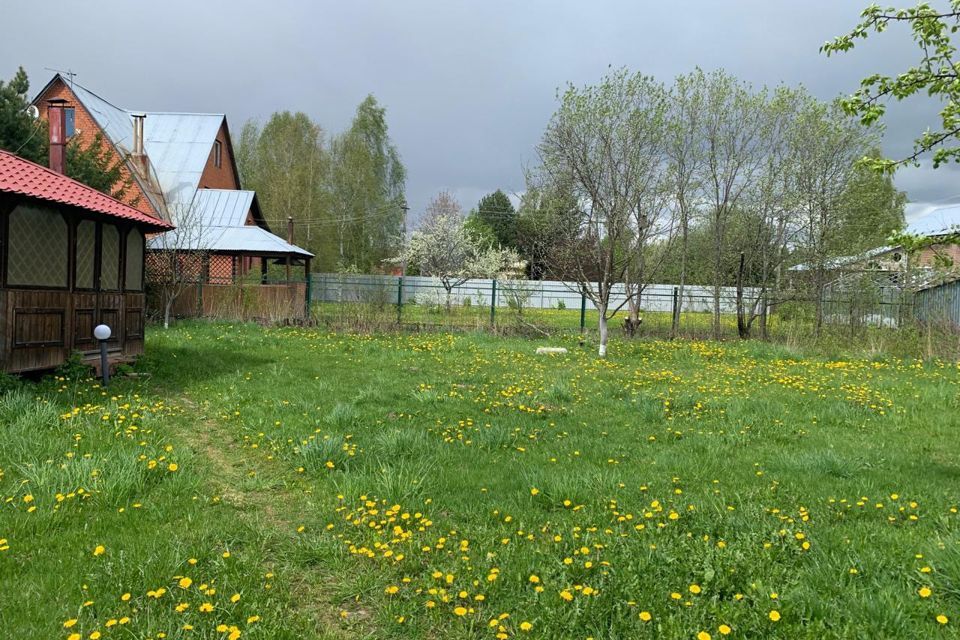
[915,280,960,327]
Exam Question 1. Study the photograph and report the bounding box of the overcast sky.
[2,1,957,223]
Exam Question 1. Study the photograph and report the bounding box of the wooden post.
[490,279,497,326]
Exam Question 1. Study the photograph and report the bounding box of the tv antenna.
[44,67,77,88]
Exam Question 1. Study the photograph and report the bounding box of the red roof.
[0,150,173,230]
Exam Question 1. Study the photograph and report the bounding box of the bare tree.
[534,69,668,357]
[145,202,211,329]
[697,70,769,339]
[664,73,705,337]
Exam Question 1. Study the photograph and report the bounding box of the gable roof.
[0,150,172,231]
[59,79,226,207]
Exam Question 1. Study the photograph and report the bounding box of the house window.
[124,229,144,291]
[99,224,120,290]
[75,220,96,289]
[65,107,76,138]
[6,205,68,287]
[214,140,222,168]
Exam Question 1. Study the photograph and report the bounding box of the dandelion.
[167,462,178,472]
[697,632,712,640]
[936,615,949,625]
[519,621,533,632]
[719,624,731,635]
[639,611,652,622]
[560,590,574,602]
[92,545,105,556]
[178,577,192,589]
[918,586,932,598]
[64,619,78,628]
[769,610,781,622]
[689,584,702,594]
[454,606,468,616]
[231,593,241,602]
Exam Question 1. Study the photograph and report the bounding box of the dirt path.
[171,394,358,640]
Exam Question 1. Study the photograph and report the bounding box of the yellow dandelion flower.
[769,610,781,622]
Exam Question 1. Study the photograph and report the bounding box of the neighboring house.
[0,104,172,373]
[31,74,312,314]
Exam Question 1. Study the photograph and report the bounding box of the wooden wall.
[2,289,145,373]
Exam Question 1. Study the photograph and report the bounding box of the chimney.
[287,216,294,244]
[130,113,148,176]
[47,99,68,174]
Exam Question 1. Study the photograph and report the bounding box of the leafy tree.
[835,149,906,253]
[329,95,406,271]
[236,112,332,266]
[65,133,136,203]
[474,190,517,248]
[0,67,45,165]
[823,3,960,171]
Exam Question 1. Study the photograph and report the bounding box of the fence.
[147,277,309,324]
[309,272,920,341]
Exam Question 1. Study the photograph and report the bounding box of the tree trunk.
[598,309,609,358]
[672,215,688,339]
[164,297,173,330]
[736,251,750,339]
[713,222,722,340]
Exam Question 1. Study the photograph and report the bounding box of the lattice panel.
[100,224,120,290]
[208,255,235,285]
[125,229,144,291]
[7,205,68,287]
[75,220,96,289]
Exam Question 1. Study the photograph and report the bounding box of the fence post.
[490,279,497,326]
[580,291,587,333]
[305,271,312,321]
[672,287,679,337]
[397,276,403,326]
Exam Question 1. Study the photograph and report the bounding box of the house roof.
[147,223,312,257]
[34,75,311,258]
[0,150,173,231]
[64,80,225,207]
[190,189,256,227]
[788,245,900,272]
[907,203,960,237]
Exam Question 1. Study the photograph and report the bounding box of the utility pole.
[400,200,410,277]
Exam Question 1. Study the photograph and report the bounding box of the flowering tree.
[399,191,518,310]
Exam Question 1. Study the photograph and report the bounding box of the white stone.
[536,347,568,355]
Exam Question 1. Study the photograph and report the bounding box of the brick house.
[32,74,312,319]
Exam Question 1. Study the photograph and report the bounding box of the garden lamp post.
[94,324,111,386]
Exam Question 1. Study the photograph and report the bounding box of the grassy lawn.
[2,323,959,639]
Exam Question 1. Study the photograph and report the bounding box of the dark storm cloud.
[1,0,955,223]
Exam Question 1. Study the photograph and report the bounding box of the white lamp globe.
[93,324,112,341]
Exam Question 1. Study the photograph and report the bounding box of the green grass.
[2,323,960,639]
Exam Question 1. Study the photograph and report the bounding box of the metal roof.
[188,189,253,228]
[67,81,224,206]
[48,76,312,259]
[147,223,312,257]
[0,150,172,231]
[907,203,960,237]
